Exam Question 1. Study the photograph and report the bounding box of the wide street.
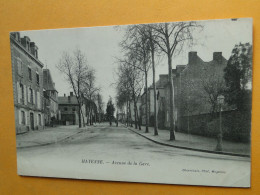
[17,123,250,187]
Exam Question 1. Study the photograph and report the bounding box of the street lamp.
[216,95,224,151]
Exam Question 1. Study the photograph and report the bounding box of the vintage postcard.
[10,18,252,187]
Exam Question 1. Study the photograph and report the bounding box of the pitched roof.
[43,69,57,91]
[58,96,78,105]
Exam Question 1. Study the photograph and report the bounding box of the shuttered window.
[30,88,33,103]
[17,82,20,104]
[21,110,25,125]
[28,67,32,81]
[20,83,24,104]
[38,114,41,126]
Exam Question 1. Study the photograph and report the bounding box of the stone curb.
[16,130,84,149]
[127,127,250,158]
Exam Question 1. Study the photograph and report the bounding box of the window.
[20,83,24,104]
[38,114,41,126]
[64,107,68,111]
[72,107,76,112]
[36,73,39,85]
[30,88,33,103]
[28,67,32,81]
[21,111,25,125]
[35,91,37,106]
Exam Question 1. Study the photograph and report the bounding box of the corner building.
[10,32,45,134]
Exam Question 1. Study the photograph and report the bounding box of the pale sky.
[19,18,252,107]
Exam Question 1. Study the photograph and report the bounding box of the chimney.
[68,95,71,103]
[21,36,31,51]
[30,42,38,58]
[64,94,66,97]
[70,92,73,96]
[10,32,20,42]
[188,51,197,64]
[213,52,223,63]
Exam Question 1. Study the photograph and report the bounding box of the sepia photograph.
[10,18,252,187]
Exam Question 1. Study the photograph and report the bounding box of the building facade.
[10,32,45,134]
[43,69,59,126]
[58,92,86,126]
[161,51,228,130]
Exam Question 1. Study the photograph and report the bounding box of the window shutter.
[35,91,37,107]
[25,111,27,125]
[32,89,34,104]
[35,90,37,105]
[17,82,20,104]
[35,112,38,126]
[38,92,40,109]
[24,86,27,105]
[28,87,30,103]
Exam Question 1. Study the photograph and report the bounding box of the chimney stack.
[21,36,31,51]
[64,94,66,97]
[30,42,38,58]
[213,52,223,63]
[10,32,21,42]
[188,51,197,64]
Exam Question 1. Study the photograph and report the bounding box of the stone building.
[43,69,59,126]
[10,32,45,134]
[163,51,228,130]
[58,92,86,126]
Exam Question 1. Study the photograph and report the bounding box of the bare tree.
[151,22,202,140]
[56,49,89,128]
[200,70,226,114]
[96,93,104,123]
[116,57,144,129]
[82,68,99,125]
[119,25,152,133]
[145,25,160,135]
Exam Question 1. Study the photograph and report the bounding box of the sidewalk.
[16,125,86,148]
[127,125,250,157]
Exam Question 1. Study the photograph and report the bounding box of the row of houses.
[11,32,97,134]
[123,51,234,132]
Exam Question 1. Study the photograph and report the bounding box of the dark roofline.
[10,35,44,68]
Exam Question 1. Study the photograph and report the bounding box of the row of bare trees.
[57,49,105,128]
[115,21,201,140]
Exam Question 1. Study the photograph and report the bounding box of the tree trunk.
[90,105,93,125]
[133,94,138,129]
[78,105,82,128]
[168,53,175,140]
[145,71,149,133]
[129,100,133,127]
[80,104,85,127]
[151,43,158,136]
[126,99,129,127]
[136,101,141,130]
